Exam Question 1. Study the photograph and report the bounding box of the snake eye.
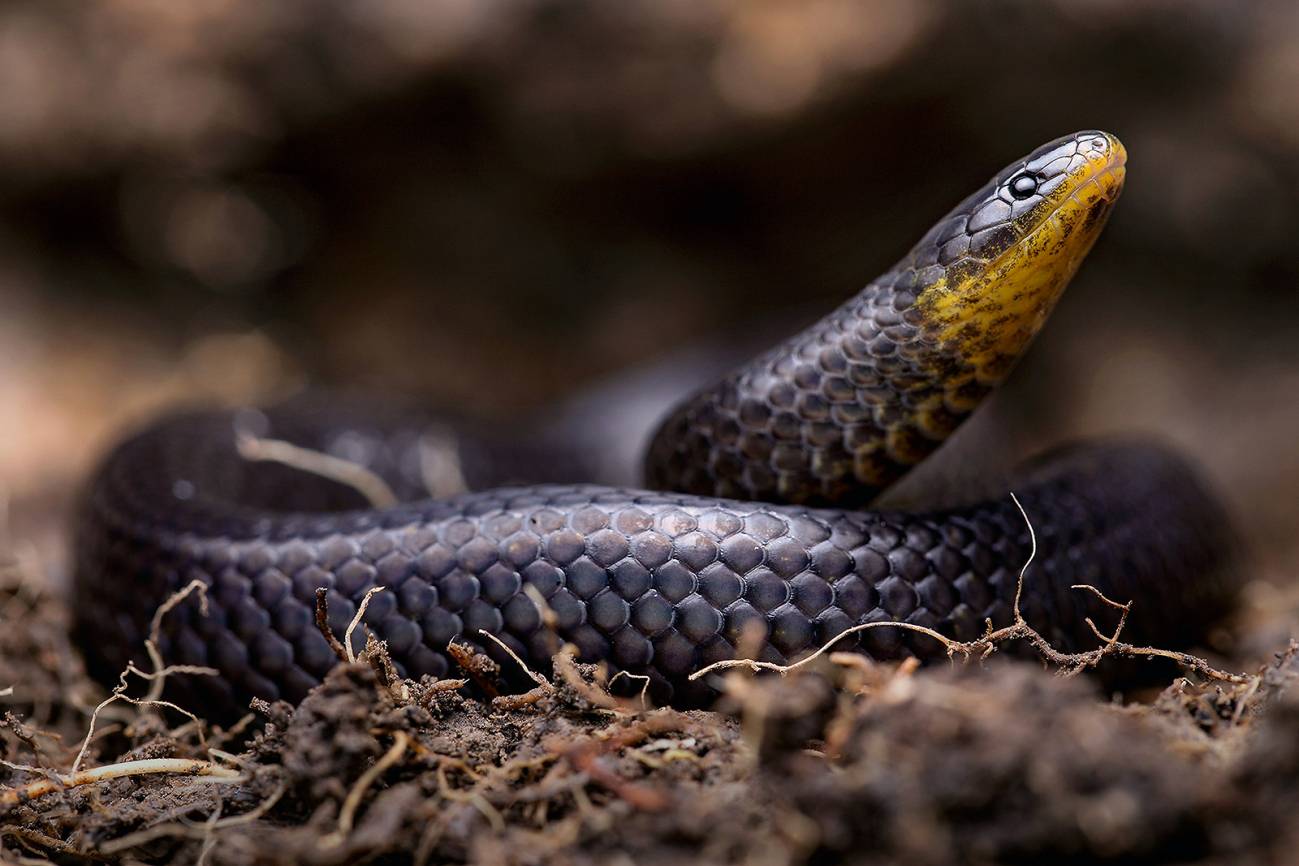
[1009,173,1039,200]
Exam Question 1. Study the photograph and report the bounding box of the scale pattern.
[76,416,1234,711]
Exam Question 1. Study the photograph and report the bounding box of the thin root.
[320,731,411,848]
[690,492,1250,686]
[236,431,398,509]
[1,758,242,806]
[345,587,386,664]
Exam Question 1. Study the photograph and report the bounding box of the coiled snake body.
[74,131,1238,711]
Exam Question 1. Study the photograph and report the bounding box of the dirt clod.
[2,568,1299,864]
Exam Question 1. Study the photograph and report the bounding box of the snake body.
[73,131,1238,711]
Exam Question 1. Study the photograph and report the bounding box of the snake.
[73,130,1239,713]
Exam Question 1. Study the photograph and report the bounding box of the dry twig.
[1,758,242,806]
[314,588,349,663]
[479,629,550,689]
[345,586,386,663]
[69,580,221,774]
[236,431,398,509]
[608,671,653,710]
[690,493,1250,686]
[320,731,411,848]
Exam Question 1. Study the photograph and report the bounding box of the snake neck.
[643,280,981,506]
[645,131,1126,505]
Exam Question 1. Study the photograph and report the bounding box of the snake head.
[907,130,1127,394]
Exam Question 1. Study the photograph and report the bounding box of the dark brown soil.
[2,562,1299,866]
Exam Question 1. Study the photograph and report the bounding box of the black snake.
[73,131,1238,711]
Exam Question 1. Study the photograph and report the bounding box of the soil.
[3,555,1299,865]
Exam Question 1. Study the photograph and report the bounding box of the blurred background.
[2,0,1297,602]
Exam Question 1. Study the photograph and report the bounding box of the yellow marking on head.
[917,133,1127,385]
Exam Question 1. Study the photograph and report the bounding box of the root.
[690,493,1250,686]
[608,671,652,710]
[552,647,623,711]
[478,629,551,690]
[345,586,386,663]
[540,714,697,813]
[320,731,410,848]
[314,588,350,663]
[236,430,398,509]
[69,581,219,775]
[447,641,502,698]
[0,757,242,806]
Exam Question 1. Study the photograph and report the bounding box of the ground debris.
[3,562,1299,863]
[0,635,1295,864]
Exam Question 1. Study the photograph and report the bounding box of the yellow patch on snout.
[916,139,1126,387]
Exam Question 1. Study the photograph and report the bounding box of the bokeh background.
[3,0,1298,599]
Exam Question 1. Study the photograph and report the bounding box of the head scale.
[904,130,1126,393]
